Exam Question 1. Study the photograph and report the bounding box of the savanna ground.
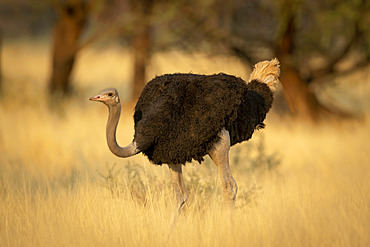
[0,38,370,246]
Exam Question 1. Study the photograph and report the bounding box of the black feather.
[133,73,273,165]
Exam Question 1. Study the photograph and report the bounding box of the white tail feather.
[249,58,280,91]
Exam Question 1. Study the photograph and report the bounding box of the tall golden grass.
[1,39,369,246]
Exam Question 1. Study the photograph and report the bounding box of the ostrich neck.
[106,103,138,158]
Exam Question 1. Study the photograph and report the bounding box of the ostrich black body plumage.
[133,73,273,165]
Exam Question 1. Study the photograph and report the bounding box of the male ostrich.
[90,58,280,213]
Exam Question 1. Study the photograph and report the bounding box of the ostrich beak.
[89,95,103,101]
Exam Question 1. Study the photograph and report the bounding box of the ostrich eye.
[108,93,113,97]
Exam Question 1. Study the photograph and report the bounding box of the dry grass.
[1,38,370,247]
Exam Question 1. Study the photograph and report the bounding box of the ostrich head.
[89,87,138,158]
[89,88,120,105]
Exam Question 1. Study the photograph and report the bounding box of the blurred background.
[0,0,369,119]
[0,0,369,180]
[0,1,370,246]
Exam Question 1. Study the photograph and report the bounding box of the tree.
[0,28,2,93]
[47,0,165,101]
[178,0,370,120]
[273,0,368,119]
[98,0,187,101]
[273,0,332,119]
[49,0,89,97]
[130,0,154,100]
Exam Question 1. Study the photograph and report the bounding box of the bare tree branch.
[312,23,362,79]
[311,0,367,79]
[74,22,124,53]
[313,57,370,86]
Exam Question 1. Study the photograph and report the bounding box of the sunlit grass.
[1,39,370,246]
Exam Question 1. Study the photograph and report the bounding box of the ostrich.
[90,58,280,213]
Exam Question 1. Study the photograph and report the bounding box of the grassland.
[0,38,369,246]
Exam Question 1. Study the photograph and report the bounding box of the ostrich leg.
[209,129,237,204]
[168,164,188,211]
[168,164,188,223]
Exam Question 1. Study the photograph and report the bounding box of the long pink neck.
[106,102,138,158]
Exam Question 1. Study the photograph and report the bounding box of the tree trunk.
[49,1,88,97]
[0,28,2,93]
[278,58,329,120]
[130,0,153,101]
[275,3,333,121]
[132,22,151,100]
